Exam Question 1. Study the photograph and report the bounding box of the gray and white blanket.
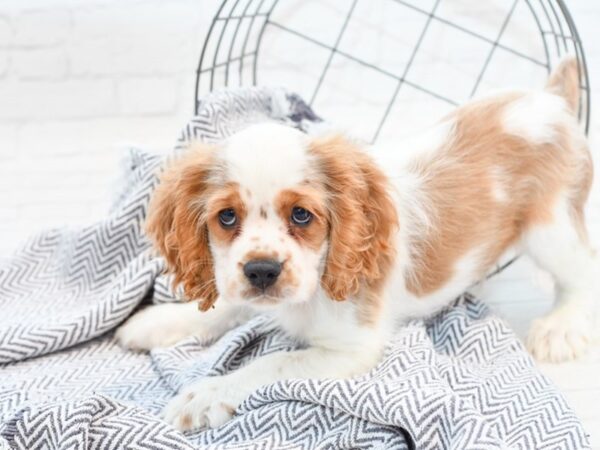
[0,87,591,449]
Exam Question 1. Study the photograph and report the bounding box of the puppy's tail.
[545,57,581,115]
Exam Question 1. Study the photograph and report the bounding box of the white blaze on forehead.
[223,123,310,202]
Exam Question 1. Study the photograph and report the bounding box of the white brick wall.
[0,0,220,252]
[14,10,71,47]
[13,47,69,79]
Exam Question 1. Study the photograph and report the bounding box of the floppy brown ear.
[145,144,219,311]
[309,135,398,300]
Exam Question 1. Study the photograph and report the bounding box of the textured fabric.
[0,87,590,449]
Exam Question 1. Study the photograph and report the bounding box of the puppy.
[117,59,598,431]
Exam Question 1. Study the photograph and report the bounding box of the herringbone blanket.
[0,88,590,449]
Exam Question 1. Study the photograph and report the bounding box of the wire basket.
[195,0,589,142]
[195,0,590,278]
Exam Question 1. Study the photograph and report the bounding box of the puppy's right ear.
[145,143,219,311]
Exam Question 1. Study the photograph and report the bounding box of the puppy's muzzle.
[243,259,282,290]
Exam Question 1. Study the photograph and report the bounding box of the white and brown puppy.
[117,59,598,431]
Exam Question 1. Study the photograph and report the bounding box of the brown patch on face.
[278,261,299,291]
[205,183,247,245]
[274,187,328,251]
[243,249,279,262]
[405,92,593,296]
[145,142,223,311]
[260,206,268,219]
[309,136,399,325]
[278,251,299,291]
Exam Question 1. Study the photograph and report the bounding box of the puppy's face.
[146,123,397,311]
[206,168,329,308]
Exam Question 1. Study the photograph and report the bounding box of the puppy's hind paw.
[527,307,591,363]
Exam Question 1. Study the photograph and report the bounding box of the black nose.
[243,259,282,290]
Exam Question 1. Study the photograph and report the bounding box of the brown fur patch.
[205,183,247,244]
[243,249,279,262]
[180,414,193,429]
[405,91,593,296]
[277,261,300,291]
[309,135,399,325]
[145,142,222,311]
[274,187,328,251]
[545,57,580,114]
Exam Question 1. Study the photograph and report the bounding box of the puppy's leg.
[164,341,383,430]
[523,198,598,362]
[116,301,251,351]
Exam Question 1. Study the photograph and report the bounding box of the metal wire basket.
[195,0,589,141]
[195,0,590,278]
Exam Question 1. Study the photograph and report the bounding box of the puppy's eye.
[218,209,237,228]
[291,207,312,226]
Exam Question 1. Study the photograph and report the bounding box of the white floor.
[0,0,599,446]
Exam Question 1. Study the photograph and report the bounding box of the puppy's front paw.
[163,377,245,431]
[527,306,591,363]
[116,303,196,351]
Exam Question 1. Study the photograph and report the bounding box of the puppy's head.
[146,123,397,310]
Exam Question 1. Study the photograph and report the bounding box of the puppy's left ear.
[309,135,398,300]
